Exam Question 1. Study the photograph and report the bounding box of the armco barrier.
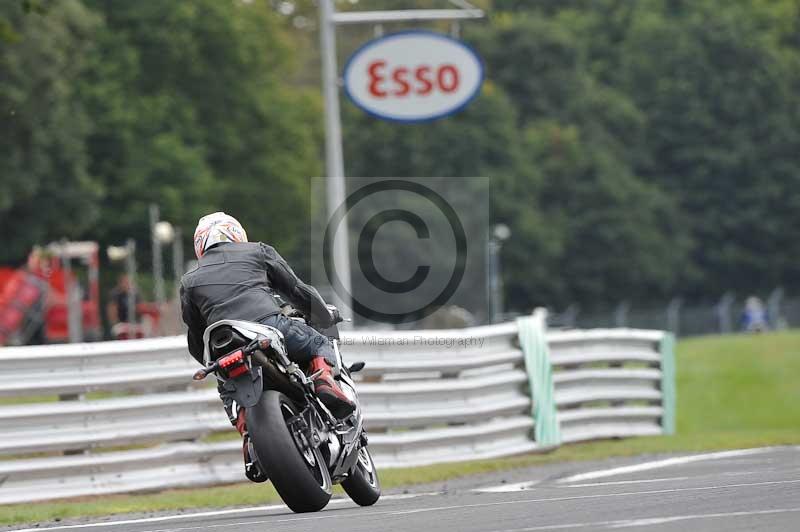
[547,328,675,444]
[0,311,674,504]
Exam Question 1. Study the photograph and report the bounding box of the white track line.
[84,479,800,532]
[491,507,800,531]
[606,507,800,529]
[561,476,689,488]
[7,493,434,532]
[473,480,540,493]
[11,447,797,532]
[383,479,800,517]
[6,504,305,532]
[558,447,785,484]
[16,477,800,532]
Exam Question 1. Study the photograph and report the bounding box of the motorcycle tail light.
[219,350,243,367]
[219,350,248,378]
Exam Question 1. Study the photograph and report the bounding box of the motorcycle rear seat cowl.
[209,326,249,360]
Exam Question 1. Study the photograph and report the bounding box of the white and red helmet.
[193,212,248,259]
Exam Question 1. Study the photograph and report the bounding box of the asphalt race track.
[8,446,800,532]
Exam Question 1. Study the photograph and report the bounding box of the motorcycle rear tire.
[246,390,332,513]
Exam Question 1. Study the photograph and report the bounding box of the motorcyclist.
[179,212,355,482]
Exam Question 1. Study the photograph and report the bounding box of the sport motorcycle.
[192,306,380,513]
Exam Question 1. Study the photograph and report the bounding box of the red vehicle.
[0,242,101,345]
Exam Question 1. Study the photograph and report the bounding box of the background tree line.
[2,0,799,317]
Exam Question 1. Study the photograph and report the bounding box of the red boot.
[309,356,356,419]
[235,409,268,483]
[235,408,247,436]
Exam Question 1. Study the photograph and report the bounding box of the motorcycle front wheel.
[341,444,381,506]
[246,391,332,513]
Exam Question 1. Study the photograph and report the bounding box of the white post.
[125,238,137,327]
[150,204,165,308]
[61,246,83,343]
[666,297,682,336]
[172,228,184,284]
[487,237,498,323]
[319,0,352,323]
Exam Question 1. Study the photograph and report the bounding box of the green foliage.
[2,0,800,313]
[341,0,800,310]
[1,0,320,268]
[607,1,800,297]
[0,0,101,264]
[518,120,688,306]
[470,14,583,125]
[477,0,800,308]
[342,86,524,320]
[464,14,690,306]
[81,0,321,258]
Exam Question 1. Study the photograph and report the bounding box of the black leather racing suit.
[179,241,336,424]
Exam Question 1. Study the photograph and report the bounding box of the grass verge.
[1,330,798,526]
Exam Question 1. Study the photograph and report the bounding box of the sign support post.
[319,0,351,324]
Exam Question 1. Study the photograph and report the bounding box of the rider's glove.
[326,304,343,325]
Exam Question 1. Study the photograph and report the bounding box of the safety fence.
[0,311,674,504]
[551,289,796,337]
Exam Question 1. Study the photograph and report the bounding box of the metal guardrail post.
[666,297,682,336]
[150,204,165,311]
[517,308,561,448]
[125,239,137,331]
[614,301,629,328]
[60,241,83,344]
[767,287,784,330]
[659,333,676,435]
[716,292,735,334]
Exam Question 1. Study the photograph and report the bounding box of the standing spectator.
[24,247,50,344]
[741,296,768,332]
[107,274,139,338]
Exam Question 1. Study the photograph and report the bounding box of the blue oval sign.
[343,30,484,123]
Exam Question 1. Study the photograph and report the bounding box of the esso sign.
[343,31,484,123]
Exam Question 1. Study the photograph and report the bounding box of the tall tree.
[83,0,322,260]
[341,85,549,319]
[606,0,800,296]
[0,0,101,263]
[467,13,689,307]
